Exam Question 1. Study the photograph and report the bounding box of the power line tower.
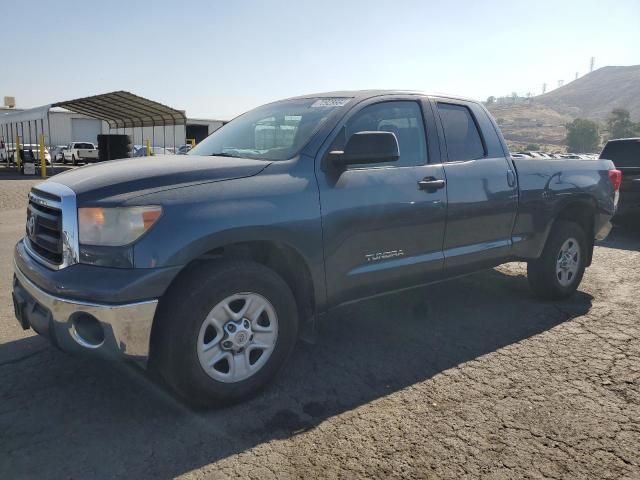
[590,57,595,72]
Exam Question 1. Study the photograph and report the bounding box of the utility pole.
[590,57,595,72]
[542,83,547,94]
[558,80,564,88]
[575,72,579,80]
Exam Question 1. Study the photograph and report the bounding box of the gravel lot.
[1,174,638,479]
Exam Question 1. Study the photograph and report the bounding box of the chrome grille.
[24,182,79,270]
[26,196,63,264]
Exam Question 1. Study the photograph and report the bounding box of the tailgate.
[79,148,98,158]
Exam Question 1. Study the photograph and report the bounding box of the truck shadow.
[0,268,593,479]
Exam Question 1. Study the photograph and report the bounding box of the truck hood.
[46,155,272,204]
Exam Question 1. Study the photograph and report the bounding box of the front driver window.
[334,101,428,168]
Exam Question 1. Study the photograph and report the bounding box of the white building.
[0,105,225,149]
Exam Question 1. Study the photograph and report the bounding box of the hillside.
[488,103,572,149]
[486,65,640,149]
[536,65,640,122]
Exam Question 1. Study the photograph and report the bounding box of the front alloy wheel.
[150,260,298,406]
[197,293,278,383]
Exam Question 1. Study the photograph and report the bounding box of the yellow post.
[187,138,196,147]
[39,135,47,178]
[146,138,151,157]
[15,135,21,169]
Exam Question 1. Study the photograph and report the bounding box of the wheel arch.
[549,196,597,265]
[154,237,318,345]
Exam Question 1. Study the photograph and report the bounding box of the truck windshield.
[189,97,351,161]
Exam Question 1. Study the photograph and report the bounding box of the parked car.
[16,144,52,165]
[63,142,99,165]
[133,145,175,157]
[523,151,553,159]
[176,144,193,155]
[600,138,639,220]
[50,145,68,163]
[12,90,620,406]
[0,140,7,162]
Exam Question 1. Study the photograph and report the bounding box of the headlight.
[78,206,162,246]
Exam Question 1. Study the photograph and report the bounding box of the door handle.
[507,170,516,187]
[418,177,446,192]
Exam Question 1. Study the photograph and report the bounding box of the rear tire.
[527,220,587,300]
[71,155,77,166]
[150,260,299,407]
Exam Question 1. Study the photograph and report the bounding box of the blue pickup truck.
[12,91,621,405]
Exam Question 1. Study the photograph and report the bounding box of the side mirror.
[328,131,399,167]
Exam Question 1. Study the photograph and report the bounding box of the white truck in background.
[63,142,99,165]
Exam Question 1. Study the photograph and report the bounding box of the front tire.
[527,220,587,300]
[151,260,299,407]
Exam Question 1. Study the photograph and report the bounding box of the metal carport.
[53,90,186,129]
[1,91,187,171]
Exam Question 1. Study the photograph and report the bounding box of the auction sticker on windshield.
[311,98,351,108]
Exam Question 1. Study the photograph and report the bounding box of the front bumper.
[13,261,158,363]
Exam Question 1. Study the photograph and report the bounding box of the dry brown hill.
[488,103,572,149]
[486,65,640,149]
[536,65,640,122]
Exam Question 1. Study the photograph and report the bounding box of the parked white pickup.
[63,142,99,165]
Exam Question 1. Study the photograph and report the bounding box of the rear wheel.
[71,155,77,166]
[527,220,587,299]
[150,260,299,407]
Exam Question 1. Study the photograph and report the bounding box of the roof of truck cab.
[283,90,478,103]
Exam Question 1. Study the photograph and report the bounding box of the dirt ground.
[0,175,638,479]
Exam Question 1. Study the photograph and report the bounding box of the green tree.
[525,143,540,150]
[607,108,639,139]
[565,119,600,153]
[486,96,496,105]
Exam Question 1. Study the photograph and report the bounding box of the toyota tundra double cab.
[12,91,621,406]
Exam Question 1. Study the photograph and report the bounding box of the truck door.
[432,99,518,276]
[316,97,447,307]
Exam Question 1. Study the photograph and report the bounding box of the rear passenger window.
[437,103,485,161]
[334,101,428,167]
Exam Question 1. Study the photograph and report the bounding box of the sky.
[1,0,639,120]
